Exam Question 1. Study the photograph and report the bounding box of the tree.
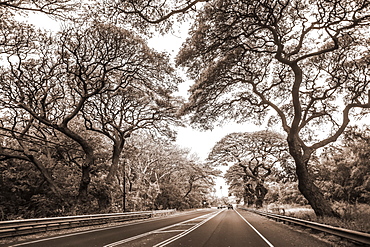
[224,164,255,206]
[318,126,370,203]
[1,21,179,206]
[0,0,76,14]
[78,31,182,209]
[92,0,207,34]
[177,0,370,217]
[208,131,291,207]
[82,56,182,179]
[120,133,218,211]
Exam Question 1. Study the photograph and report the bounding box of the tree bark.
[255,183,268,208]
[107,139,125,183]
[27,154,64,199]
[288,136,340,217]
[93,139,126,211]
[244,184,255,207]
[78,142,95,203]
[78,154,92,203]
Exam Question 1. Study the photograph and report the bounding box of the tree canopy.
[1,0,370,219]
[177,0,370,217]
[0,0,202,216]
[208,130,292,207]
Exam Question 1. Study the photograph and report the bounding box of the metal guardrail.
[239,207,370,245]
[0,209,176,239]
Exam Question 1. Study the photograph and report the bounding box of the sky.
[146,26,268,198]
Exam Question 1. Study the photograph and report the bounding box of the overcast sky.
[147,26,269,198]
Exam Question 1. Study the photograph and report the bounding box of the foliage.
[317,126,370,204]
[209,130,293,207]
[0,0,204,217]
[285,202,370,233]
[89,0,207,35]
[265,182,308,206]
[177,0,370,217]
[120,133,219,211]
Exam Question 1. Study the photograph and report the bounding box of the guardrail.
[239,207,370,245]
[0,209,176,239]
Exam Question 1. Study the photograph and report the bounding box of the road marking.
[235,209,275,247]
[153,209,223,247]
[104,210,221,247]
[156,230,185,233]
[10,210,210,247]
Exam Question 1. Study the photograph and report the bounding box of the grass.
[266,202,370,233]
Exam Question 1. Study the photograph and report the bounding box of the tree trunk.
[295,158,339,217]
[255,183,268,208]
[107,140,125,183]
[244,184,255,207]
[288,136,339,217]
[78,152,93,203]
[94,140,126,211]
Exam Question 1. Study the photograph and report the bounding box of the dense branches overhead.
[111,0,206,23]
[89,0,207,34]
[178,0,370,140]
[0,0,77,14]
[177,0,370,217]
[208,131,293,182]
[0,0,185,209]
[208,130,292,207]
[1,22,179,133]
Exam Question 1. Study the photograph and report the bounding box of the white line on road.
[9,210,208,247]
[153,209,224,247]
[104,210,222,247]
[235,209,275,247]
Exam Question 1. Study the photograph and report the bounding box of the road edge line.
[153,209,224,247]
[235,209,275,247]
[104,210,220,247]
[9,210,210,247]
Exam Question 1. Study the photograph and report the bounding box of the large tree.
[83,74,181,184]
[177,0,370,217]
[79,36,182,209]
[0,21,180,205]
[208,131,291,207]
[118,133,218,211]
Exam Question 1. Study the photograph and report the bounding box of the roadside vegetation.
[220,126,370,233]
[1,0,370,226]
[281,202,370,233]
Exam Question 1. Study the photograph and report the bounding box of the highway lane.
[106,209,330,247]
[8,210,215,247]
[8,208,331,247]
[162,209,331,247]
[163,208,273,247]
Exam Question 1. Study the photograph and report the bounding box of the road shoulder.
[236,208,331,247]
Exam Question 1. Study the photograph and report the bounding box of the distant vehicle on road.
[227,204,233,209]
[217,205,226,209]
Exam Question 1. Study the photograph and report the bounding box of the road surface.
[6,208,330,247]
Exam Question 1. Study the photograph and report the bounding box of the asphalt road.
[7,208,330,247]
